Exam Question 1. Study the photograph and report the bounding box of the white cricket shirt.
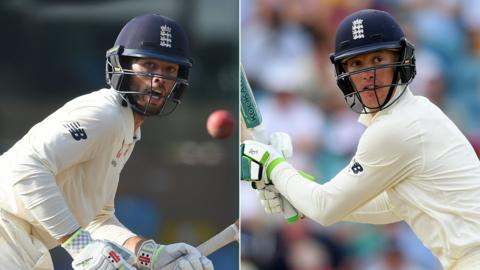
[272,88,480,269]
[0,88,139,248]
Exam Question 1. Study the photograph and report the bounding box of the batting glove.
[242,132,307,222]
[257,186,283,214]
[241,140,285,184]
[62,229,135,270]
[135,240,213,270]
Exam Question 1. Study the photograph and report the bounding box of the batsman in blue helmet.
[106,14,193,117]
[0,14,213,270]
[241,9,480,269]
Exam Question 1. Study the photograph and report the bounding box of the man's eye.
[373,57,383,63]
[167,67,178,74]
[349,61,360,69]
[144,63,156,68]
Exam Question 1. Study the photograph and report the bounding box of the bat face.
[240,65,262,129]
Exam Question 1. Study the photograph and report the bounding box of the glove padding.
[136,240,213,270]
[242,132,304,222]
[62,229,135,270]
[257,186,282,214]
[241,140,285,183]
[72,240,135,270]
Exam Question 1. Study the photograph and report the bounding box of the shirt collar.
[358,86,413,127]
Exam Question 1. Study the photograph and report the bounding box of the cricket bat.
[197,220,239,256]
[240,64,301,223]
[162,221,239,268]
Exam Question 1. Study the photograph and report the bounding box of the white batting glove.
[62,229,135,270]
[241,133,300,222]
[257,186,283,214]
[270,132,293,158]
[136,240,213,270]
[241,140,284,183]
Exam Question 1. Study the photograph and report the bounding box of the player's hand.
[62,229,135,270]
[242,132,307,222]
[257,185,283,214]
[72,240,135,270]
[244,132,291,188]
[136,240,213,270]
[241,139,285,184]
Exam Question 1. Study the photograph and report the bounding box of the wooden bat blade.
[240,64,268,143]
[240,64,262,129]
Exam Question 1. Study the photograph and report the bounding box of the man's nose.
[152,75,165,85]
[362,68,375,80]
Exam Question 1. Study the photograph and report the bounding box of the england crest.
[352,19,365,40]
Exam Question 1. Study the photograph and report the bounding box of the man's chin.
[136,103,163,115]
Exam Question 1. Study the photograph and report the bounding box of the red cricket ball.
[206,109,235,139]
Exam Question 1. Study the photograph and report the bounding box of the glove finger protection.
[270,132,293,158]
[136,240,212,270]
[257,188,282,214]
[173,253,213,270]
[199,256,214,270]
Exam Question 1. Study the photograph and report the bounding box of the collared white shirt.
[272,87,480,269]
[0,88,139,248]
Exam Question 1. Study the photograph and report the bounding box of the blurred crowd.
[241,0,480,269]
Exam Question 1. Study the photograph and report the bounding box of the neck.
[133,112,144,131]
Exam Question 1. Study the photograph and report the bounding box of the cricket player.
[241,9,480,270]
[0,14,213,270]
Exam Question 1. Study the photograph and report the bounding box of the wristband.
[61,228,93,258]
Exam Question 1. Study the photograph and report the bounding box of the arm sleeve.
[86,187,136,245]
[86,207,137,246]
[272,119,423,226]
[12,107,119,239]
[342,192,402,224]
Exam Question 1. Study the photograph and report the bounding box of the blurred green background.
[0,0,239,268]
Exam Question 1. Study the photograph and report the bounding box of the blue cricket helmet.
[106,14,193,116]
[330,9,416,114]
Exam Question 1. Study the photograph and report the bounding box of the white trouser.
[0,209,54,270]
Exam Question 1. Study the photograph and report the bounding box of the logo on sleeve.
[348,159,364,176]
[64,122,87,141]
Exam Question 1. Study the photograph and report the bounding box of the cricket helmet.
[106,14,193,116]
[330,9,416,113]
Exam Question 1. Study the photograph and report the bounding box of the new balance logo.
[352,19,364,40]
[348,159,364,176]
[64,122,87,141]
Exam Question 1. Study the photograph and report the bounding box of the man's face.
[129,58,179,115]
[343,50,398,110]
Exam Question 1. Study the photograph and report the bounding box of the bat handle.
[282,196,301,223]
